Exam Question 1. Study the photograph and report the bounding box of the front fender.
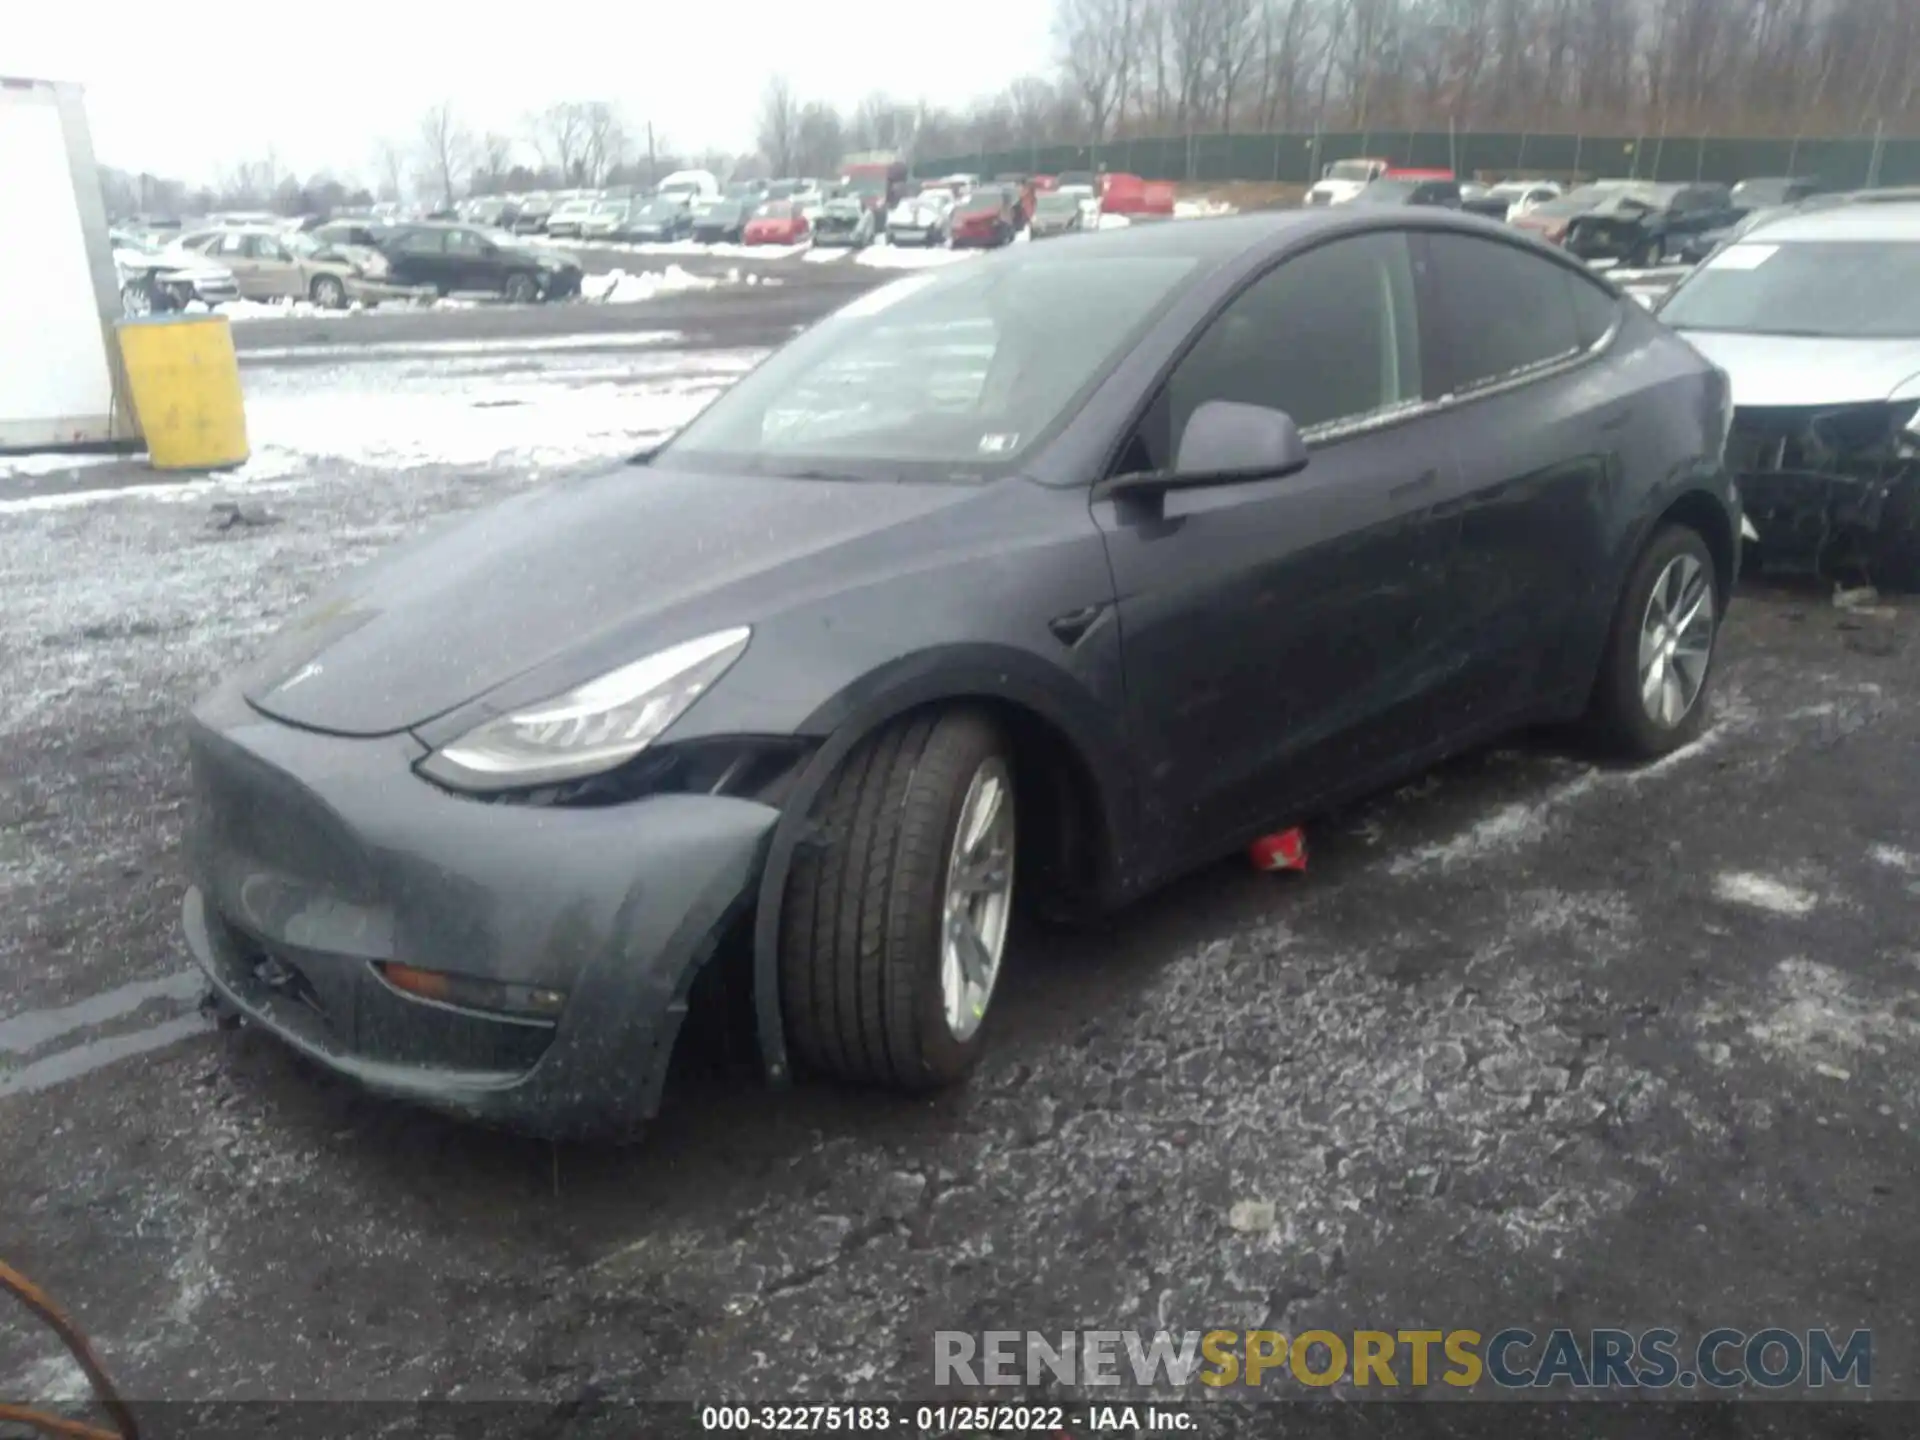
[747,644,1138,1087]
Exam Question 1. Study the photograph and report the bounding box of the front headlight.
[421,627,750,791]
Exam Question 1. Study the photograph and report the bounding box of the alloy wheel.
[1638,553,1714,727]
[939,756,1015,1042]
[121,283,152,318]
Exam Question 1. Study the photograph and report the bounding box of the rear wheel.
[780,709,1016,1090]
[120,279,154,317]
[1587,524,1720,757]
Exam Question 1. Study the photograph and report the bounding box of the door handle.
[1389,468,1439,501]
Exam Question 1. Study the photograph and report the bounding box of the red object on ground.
[1100,173,1176,216]
[1385,166,1455,180]
[1249,826,1308,872]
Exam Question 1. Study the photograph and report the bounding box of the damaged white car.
[1659,195,1920,585]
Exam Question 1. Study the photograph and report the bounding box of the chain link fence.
[914,129,1920,190]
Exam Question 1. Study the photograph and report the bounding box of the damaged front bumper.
[1728,401,1920,577]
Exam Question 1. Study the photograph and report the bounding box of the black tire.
[1586,524,1721,757]
[780,708,1013,1090]
[310,274,347,309]
[120,279,155,317]
[503,272,540,304]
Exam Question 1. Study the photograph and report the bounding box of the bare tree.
[795,102,846,177]
[373,140,407,203]
[531,102,588,184]
[1058,0,1135,141]
[471,132,515,194]
[578,102,629,185]
[758,75,801,174]
[418,101,472,206]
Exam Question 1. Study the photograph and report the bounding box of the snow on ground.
[0,346,768,516]
[566,238,810,262]
[1174,198,1238,218]
[578,263,719,303]
[0,452,128,480]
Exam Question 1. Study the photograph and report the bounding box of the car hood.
[1674,331,1920,409]
[239,464,987,737]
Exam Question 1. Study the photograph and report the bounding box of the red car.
[743,201,809,245]
[948,191,1017,247]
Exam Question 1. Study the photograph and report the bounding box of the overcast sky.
[13,0,1057,183]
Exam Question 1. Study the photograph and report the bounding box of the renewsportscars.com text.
[934,1328,1872,1391]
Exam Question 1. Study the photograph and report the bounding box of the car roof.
[1743,199,1920,242]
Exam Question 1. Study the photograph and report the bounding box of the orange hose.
[0,1259,138,1440]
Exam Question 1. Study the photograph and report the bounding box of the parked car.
[1674,176,1832,265]
[745,199,812,246]
[948,189,1018,247]
[619,197,695,244]
[512,194,555,234]
[462,197,520,230]
[1656,198,1920,585]
[1305,158,1391,206]
[377,222,583,302]
[691,199,751,245]
[1509,180,1645,246]
[1462,179,1564,220]
[544,195,601,238]
[658,169,722,202]
[184,226,430,308]
[1557,183,1738,267]
[181,210,1737,1137]
[111,231,240,314]
[809,197,873,248]
[886,190,954,246]
[1354,176,1463,208]
[1028,189,1088,239]
[577,198,634,242]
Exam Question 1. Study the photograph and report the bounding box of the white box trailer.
[0,76,139,453]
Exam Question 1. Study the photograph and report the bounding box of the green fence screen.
[914,131,1920,189]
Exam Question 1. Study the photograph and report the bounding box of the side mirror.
[1108,401,1310,499]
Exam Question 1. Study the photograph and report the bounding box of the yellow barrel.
[115,313,250,470]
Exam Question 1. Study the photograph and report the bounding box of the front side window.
[1425,233,1582,391]
[1120,232,1424,475]
[445,230,486,255]
[394,229,445,255]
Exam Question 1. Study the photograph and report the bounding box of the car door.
[1093,230,1463,860]
[385,227,450,291]
[1414,230,1624,729]
[209,232,260,296]
[443,228,496,292]
[244,234,304,299]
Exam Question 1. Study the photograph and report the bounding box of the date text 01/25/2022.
[698,1404,1192,1432]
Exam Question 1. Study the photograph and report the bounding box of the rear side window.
[1425,233,1581,392]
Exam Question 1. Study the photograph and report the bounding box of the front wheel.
[780,709,1016,1090]
[1586,524,1720,757]
[310,274,347,309]
[502,272,540,304]
[120,279,154,317]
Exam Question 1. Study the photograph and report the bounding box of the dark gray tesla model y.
[183,210,1739,1137]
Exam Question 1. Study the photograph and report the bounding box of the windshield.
[1659,239,1920,339]
[1358,179,1419,202]
[658,252,1205,478]
[845,175,887,196]
[756,201,796,219]
[1035,194,1079,215]
[1528,183,1641,219]
[702,201,743,221]
[1326,161,1380,183]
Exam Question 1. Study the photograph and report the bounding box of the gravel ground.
[1,314,1917,1419]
